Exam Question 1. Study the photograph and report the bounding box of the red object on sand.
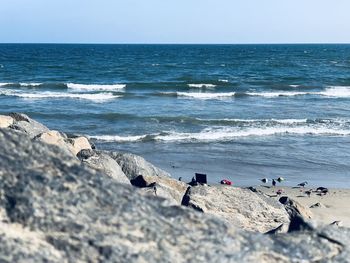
[220,179,233,185]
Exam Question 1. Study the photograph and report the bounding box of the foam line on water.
[188,84,217,88]
[67,83,126,91]
[90,125,350,143]
[0,89,120,102]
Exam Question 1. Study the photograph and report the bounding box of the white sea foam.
[0,83,11,86]
[91,126,350,143]
[289,85,300,88]
[67,83,126,91]
[19,83,42,87]
[218,79,229,83]
[201,118,308,124]
[246,91,310,98]
[188,84,217,88]
[0,90,119,102]
[176,92,236,99]
[318,86,350,97]
[89,134,147,142]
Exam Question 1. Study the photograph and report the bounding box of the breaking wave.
[0,90,120,102]
[67,83,126,91]
[90,124,350,143]
[188,83,217,88]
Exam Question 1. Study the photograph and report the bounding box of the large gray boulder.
[1,129,350,262]
[8,113,49,138]
[131,174,188,204]
[106,151,185,204]
[78,149,130,184]
[0,115,14,128]
[107,151,170,180]
[182,185,290,233]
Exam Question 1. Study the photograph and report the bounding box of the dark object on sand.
[195,173,207,184]
[297,181,308,188]
[316,187,327,192]
[178,177,182,181]
[272,179,276,187]
[220,179,232,185]
[305,190,312,197]
[330,221,342,227]
[260,178,268,184]
[276,177,285,183]
[189,176,198,186]
[276,189,283,196]
[316,187,329,195]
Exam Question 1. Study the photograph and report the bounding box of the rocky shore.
[0,113,350,262]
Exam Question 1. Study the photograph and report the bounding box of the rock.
[78,150,130,184]
[9,113,49,138]
[181,185,290,233]
[131,174,188,204]
[1,128,350,262]
[34,130,74,156]
[279,196,313,220]
[68,136,92,156]
[107,151,170,180]
[0,115,14,128]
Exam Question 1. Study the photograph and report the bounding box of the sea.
[1,44,350,187]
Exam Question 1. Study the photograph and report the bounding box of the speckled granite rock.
[182,184,290,233]
[0,128,349,263]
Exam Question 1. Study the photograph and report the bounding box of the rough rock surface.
[131,174,188,204]
[0,115,14,128]
[182,185,290,233]
[34,130,74,156]
[78,150,130,184]
[1,128,350,262]
[8,113,49,138]
[69,136,92,156]
[279,196,313,220]
[107,151,170,180]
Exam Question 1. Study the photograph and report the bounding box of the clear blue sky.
[1,0,349,44]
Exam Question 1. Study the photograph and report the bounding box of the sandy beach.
[257,185,350,228]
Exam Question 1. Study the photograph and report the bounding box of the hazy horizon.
[1,0,350,44]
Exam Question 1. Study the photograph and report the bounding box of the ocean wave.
[19,83,42,87]
[67,83,126,91]
[0,90,120,102]
[218,79,229,83]
[318,86,350,97]
[90,125,350,143]
[246,91,310,98]
[160,92,236,99]
[188,84,217,88]
[247,87,350,98]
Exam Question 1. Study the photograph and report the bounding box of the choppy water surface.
[1,44,350,187]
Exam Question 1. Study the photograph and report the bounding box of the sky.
[0,0,350,44]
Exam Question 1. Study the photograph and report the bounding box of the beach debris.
[330,220,342,227]
[305,189,312,197]
[189,176,198,186]
[220,179,232,185]
[310,202,324,209]
[276,177,285,183]
[276,189,283,196]
[297,181,308,188]
[260,178,269,184]
[316,187,329,196]
[272,179,276,187]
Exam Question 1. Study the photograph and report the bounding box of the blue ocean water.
[1,44,350,187]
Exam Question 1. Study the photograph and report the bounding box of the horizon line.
[1,42,350,45]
